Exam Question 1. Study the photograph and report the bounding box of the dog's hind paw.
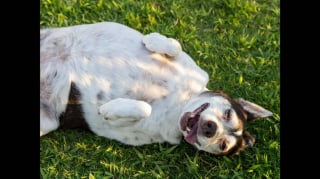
[142,32,182,58]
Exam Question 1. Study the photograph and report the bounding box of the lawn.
[40,0,280,178]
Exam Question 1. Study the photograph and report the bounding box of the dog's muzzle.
[201,120,217,138]
[180,103,210,144]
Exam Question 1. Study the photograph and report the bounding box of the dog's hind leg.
[40,100,59,136]
[40,70,70,136]
[98,98,152,127]
[142,32,182,58]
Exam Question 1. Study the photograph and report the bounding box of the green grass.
[40,0,280,178]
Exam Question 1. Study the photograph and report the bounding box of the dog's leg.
[40,100,59,136]
[142,32,182,58]
[98,98,152,127]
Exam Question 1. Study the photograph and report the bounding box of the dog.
[40,22,272,155]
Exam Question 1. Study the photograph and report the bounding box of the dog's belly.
[40,22,209,144]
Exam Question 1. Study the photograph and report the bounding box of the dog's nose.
[202,121,217,138]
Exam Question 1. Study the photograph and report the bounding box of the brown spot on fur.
[150,53,178,74]
[59,82,89,130]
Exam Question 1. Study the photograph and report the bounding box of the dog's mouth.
[180,103,210,145]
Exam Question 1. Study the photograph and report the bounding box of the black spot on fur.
[148,99,155,105]
[97,91,105,101]
[40,101,50,114]
[135,137,139,141]
[59,82,90,131]
[125,90,134,97]
[40,100,55,119]
[53,71,57,78]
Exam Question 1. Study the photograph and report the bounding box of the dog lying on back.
[40,22,272,155]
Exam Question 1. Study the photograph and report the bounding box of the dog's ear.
[234,98,273,121]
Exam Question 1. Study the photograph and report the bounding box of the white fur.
[40,22,272,155]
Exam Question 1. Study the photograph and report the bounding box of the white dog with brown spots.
[40,22,272,155]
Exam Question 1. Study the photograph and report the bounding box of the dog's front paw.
[98,98,152,120]
[142,32,182,58]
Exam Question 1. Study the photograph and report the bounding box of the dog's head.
[179,91,272,155]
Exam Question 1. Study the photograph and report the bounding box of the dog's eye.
[223,109,232,121]
[220,139,227,151]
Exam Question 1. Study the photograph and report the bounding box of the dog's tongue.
[184,121,199,144]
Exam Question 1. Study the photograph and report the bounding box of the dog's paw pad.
[142,32,182,58]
